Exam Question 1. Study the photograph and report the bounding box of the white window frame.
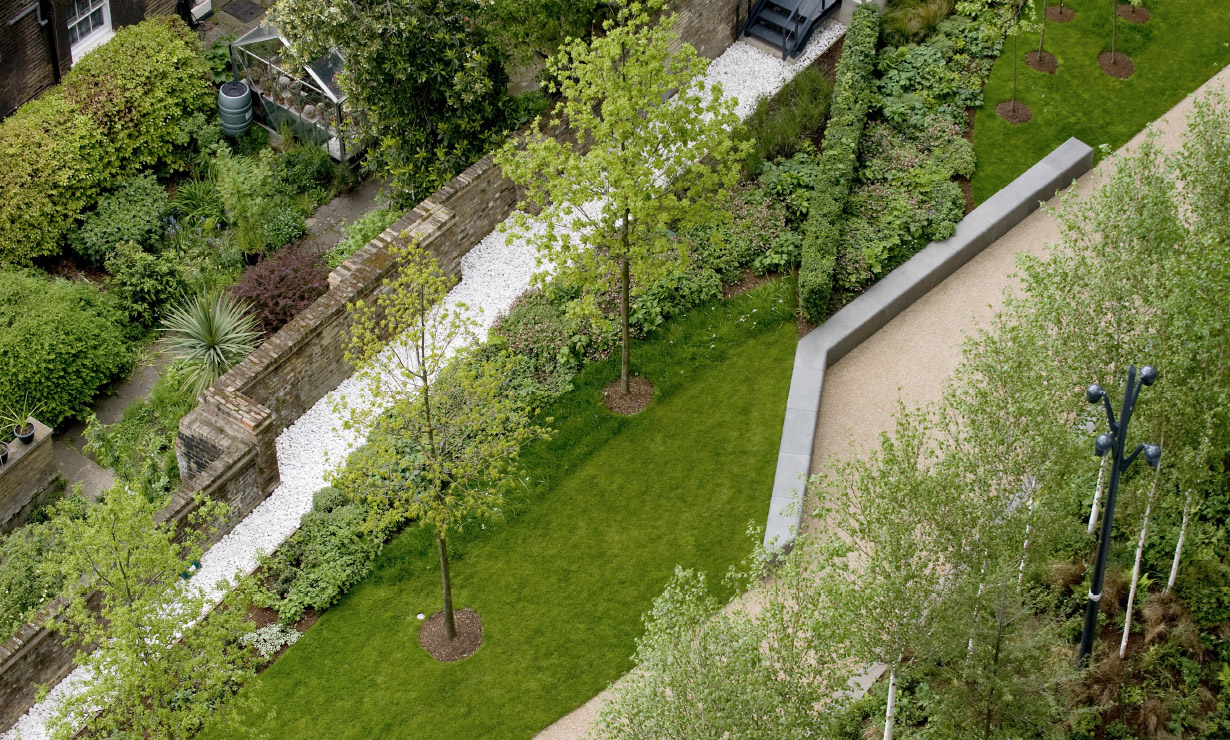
[67,0,113,64]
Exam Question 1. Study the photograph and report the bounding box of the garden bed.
[206,278,798,740]
[971,0,1230,201]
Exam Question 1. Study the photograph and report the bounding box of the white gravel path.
[2,24,844,740]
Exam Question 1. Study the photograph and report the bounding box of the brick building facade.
[1,0,178,118]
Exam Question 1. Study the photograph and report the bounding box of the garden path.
[47,177,384,503]
[803,64,1230,494]
[1,22,850,740]
[530,58,1230,740]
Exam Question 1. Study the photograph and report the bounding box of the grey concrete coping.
[764,137,1095,551]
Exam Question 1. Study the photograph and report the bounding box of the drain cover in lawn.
[223,0,264,22]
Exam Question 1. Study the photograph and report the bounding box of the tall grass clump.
[738,66,835,175]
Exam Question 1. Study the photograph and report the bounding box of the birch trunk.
[884,664,899,740]
[1088,456,1107,534]
[1120,471,1160,658]
[1166,490,1192,593]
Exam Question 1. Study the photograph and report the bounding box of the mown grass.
[209,278,799,740]
[971,0,1230,202]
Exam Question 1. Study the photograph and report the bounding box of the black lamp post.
[1078,363,1161,665]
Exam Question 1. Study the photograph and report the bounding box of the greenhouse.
[230,23,359,160]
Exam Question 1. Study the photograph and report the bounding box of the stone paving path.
[532,61,1230,740]
[50,179,385,501]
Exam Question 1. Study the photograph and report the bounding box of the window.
[66,0,112,61]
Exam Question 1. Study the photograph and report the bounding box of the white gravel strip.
[2,23,844,740]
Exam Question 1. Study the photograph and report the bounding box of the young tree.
[45,487,259,740]
[595,546,849,740]
[810,409,982,740]
[1003,1,1040,115]
[496,0,748,397]
[273,0,513,204]
[332,240,550,641]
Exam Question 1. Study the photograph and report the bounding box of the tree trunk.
[1087,456,1107,534]
[1119,499,1150,658]
[438,534,456,640]
[884,664,899,740]
[1120,468,1160,657]
[1111,12,1118,64]
[619,253,631,395]
[1038,6,1047,56]
[1011,32,1019,107]
[1017,477,1037,587]
[1166,490,1191,593]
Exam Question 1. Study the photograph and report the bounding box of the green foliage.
[215,147,277,252]
[105,242,189,328]
[274,136,345,204]
[83,366,197,502]
[325,207,405,269]
[62,17,214,176]
[883,0,955,45]
[46,487,260,740]
[0,271,136,427]
[200,279,798,740]
[205,35,237,85]
[173,177,226,224]
[482,0,608,64]
[497,0,749,391]
[258,204,309,251]
[162,291,260,394]
[259,489,385,623]
[0,91,114,265]
[490,290,578,394]
[798,2,879,322]
[738,65,835,174]
[876,15,998,129]
[0,507,81,642]
[687,184,791,283]
[595,560,840,740]
[971,0,1230,201]
[0,17,212,265]
[71,173,170,266]
[274,0,514,205]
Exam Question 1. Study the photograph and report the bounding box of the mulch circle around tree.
[418,607,483,662]
[1026,50,1058,74]
[1116,3,1150,23]
[1045,4,1075,22]
[603,376,654,415]
[996,101,1033,125]
[1099,52,1136,79]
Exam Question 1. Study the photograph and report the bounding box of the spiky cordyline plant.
[162,291,260,395]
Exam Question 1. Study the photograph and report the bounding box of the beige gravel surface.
[532,62,1230,740]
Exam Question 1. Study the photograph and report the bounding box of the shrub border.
[797,2,879,322]
[766,137,1095,551]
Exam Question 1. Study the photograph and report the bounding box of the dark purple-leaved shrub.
[229,245,328,334]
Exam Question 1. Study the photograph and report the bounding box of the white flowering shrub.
[240,623,301,658]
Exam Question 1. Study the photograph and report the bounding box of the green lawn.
[213,279,798,740]
[971,0,1230,202]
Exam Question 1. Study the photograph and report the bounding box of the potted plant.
[0,441,7,465]
[1,394,43,445]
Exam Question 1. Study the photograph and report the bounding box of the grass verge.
[971,0,1230,201]
[209,277,799,740]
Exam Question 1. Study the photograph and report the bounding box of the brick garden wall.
[0,2,755,730]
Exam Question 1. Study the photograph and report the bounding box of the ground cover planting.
[971,0,1230,201]
[206,278,798,740]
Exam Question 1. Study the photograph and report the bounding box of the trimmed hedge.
[0,271,136,427]
[0,17,213,266]
[798,3,880,322]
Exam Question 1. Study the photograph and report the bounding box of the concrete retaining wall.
[764,137,1095,550]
